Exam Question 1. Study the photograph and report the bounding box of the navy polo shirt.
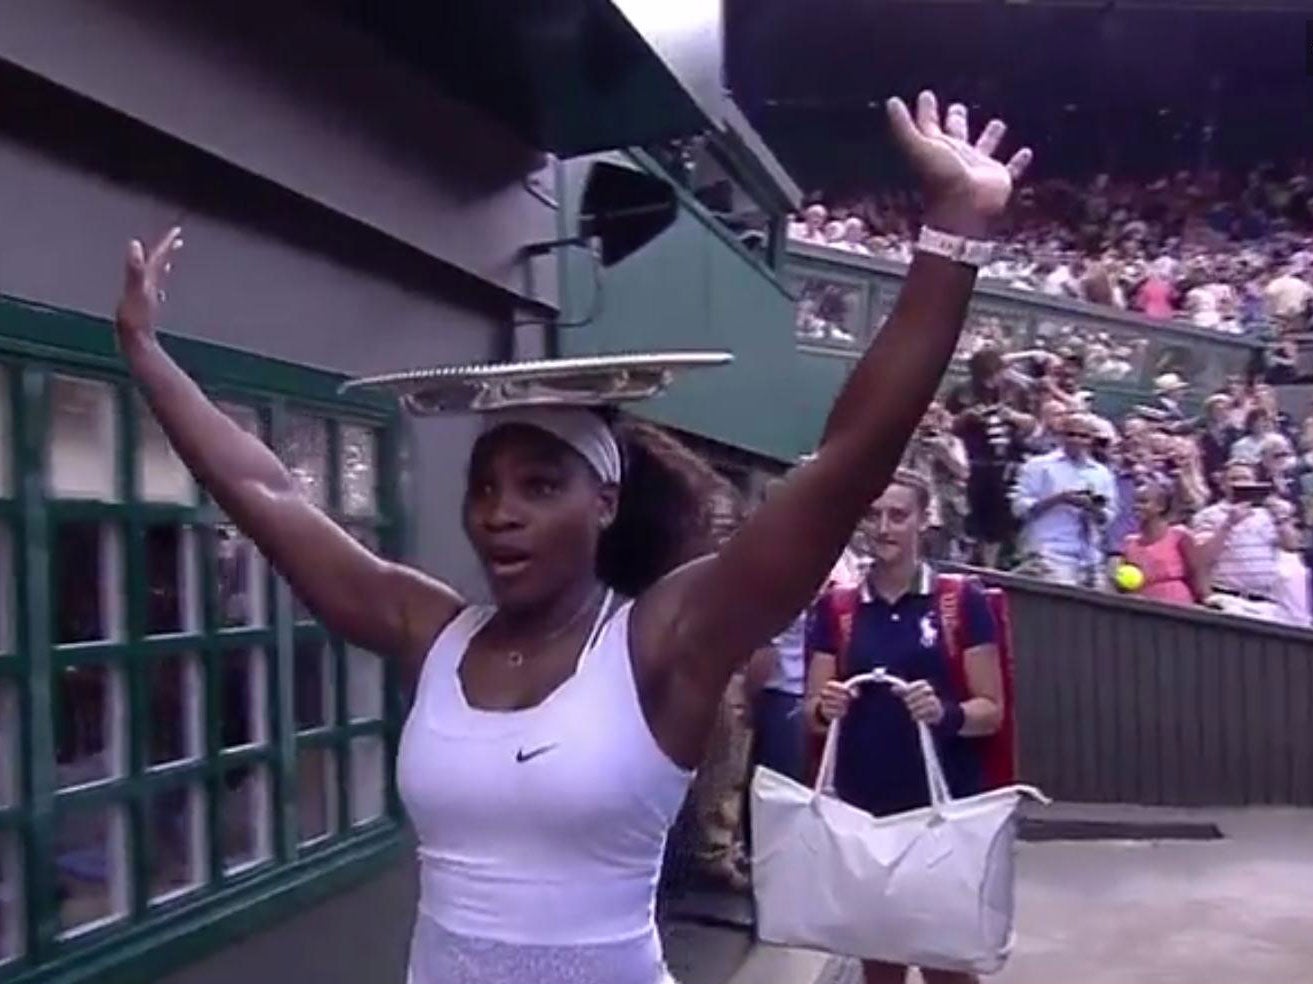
[810,566,996,818]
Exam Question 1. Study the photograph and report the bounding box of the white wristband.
[916,226,993,267]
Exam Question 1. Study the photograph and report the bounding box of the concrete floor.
[664,920,754,984]
[737,805,1313,984]
[152,804,1313,984]
[997,805,1313,984]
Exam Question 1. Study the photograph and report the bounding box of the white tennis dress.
[396,593,692,984]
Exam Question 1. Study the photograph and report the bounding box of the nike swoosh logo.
[515,743,558,764]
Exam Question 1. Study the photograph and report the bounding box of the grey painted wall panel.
[0,85,502,599]
[1290,650,1312,803]
[0,0,559,308]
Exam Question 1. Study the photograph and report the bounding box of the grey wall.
[0,0,559,309]
[556,154,802,461]
[0,27,561,598]
[0,8,543,978]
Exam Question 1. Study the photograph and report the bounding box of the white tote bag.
[751,670,1047,975]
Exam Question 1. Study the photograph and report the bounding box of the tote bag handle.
[812,669,954,816]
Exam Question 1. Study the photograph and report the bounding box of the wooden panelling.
[977,569,1313,806]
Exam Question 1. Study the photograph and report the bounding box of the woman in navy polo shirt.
[804,470,1004,984]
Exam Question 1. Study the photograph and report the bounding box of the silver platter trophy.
[338,351,733,414]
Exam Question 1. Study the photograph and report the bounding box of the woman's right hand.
[818,680,854,723]
[116,226,183,348]
[107,225,460,676]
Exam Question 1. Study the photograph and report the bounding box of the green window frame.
[0,295,407,984]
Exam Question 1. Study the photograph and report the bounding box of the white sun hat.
[1152,372,1189,394]
[338,351,731,414]
[338,351,732,485]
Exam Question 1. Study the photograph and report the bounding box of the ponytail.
[596,416,730,597]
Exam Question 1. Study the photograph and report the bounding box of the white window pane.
[147,654,202,767]
[55,665,124,789]
[0,526,11,654]
[0,370,10,498]
[0,831,22,963]
[296,747,338,846]
[219,402,261,439]
[221,766,271,874]
[55,805,128,936]
[220,648,266,750]
[294,640,332,732]
[149,785,206,904]
[48,376,117,501]
[350,736,385,826]
[145,525,199,636]
[278,413,328,508]
[340,424,377,517]
[55,523,121,644]
[214,525,266,629]
[136,397,194,504]
[347,647,383,722]
[0,685,16,808]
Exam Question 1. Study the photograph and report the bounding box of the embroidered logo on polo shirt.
[919,615,939,649]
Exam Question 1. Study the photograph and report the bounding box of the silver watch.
[915,226,994,267]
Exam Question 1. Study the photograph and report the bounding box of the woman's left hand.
[898,680,945,725]
[887,91,1032,239]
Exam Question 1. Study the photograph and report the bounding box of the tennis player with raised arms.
[112,92,1031,984]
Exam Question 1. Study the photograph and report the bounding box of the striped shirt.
[1192,503,1279,597]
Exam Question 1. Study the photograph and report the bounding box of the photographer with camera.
[1192,460,1303,624]
[946,348,1035,568]
[1011,411,1118,588]
[904,402,970,561]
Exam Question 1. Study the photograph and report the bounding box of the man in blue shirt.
[1011,411,1117,589]
[805,470,1004,984]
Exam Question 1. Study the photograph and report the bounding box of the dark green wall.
[555,161,1261,466]
[556,156,819,463]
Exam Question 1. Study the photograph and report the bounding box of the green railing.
[787,242,1260,418]
[0,295,406,984]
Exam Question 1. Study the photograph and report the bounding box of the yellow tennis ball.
[1114,563,1145,593]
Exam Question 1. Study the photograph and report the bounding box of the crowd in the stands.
[676,166,1313,906]
[902,347,1312,628]
[790,165,1313,336]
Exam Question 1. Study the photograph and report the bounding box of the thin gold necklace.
[500,586,605,668]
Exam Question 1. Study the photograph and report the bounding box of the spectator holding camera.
[1011,411,1118,588]
[1192,460,1302,623]
[903,402,969,561]
[947,348,1035,568]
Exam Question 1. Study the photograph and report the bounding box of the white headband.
[481,407,623,485]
